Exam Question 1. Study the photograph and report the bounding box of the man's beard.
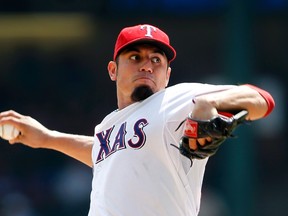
[131,85,154,102]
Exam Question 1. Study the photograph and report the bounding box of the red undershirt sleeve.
[243,84,275,117]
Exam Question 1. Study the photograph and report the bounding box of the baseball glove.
[175,110,248,163]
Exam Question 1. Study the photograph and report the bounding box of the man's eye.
[151,57,161,63]
[130,55,139,60]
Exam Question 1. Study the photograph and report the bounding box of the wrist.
[192,97,218,120]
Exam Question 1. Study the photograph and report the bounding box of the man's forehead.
[121,43,166,55]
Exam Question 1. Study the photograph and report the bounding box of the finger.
[8,133,22,145]
[197,138,206,146]
[188,137,212,150]
[197,137,212,147]
[0,116,22,126]
[188,139,197,150]
[0,110,23,119]
[206,137,212,142]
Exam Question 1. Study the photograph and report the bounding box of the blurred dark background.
[0,0,287,216]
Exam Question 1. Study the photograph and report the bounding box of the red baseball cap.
[113,24,176,63]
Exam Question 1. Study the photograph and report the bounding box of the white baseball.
[0,124,20,140]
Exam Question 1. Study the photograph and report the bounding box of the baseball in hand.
[0,124,20,140]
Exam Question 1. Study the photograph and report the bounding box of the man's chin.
[131,85,154,102]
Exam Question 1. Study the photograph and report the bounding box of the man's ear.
[107,61,117,81]
[165,67,172,87]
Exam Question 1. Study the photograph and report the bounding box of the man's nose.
[139,60,153,73]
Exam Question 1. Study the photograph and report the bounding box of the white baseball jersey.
[88,83,235,216]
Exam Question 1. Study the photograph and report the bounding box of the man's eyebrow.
[121,47,140,54]
[152,48,166,56]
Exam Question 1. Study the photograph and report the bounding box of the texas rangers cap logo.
[140,25,157,38]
